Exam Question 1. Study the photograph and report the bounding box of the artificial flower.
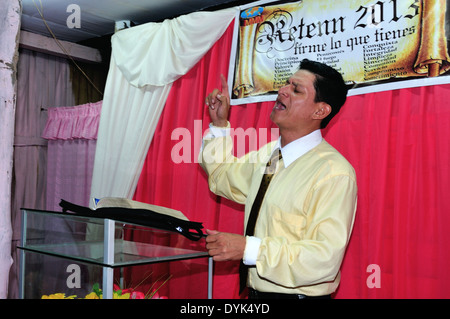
[130,291,146,299]
[84,292,100,299]
[150,291,168,299]
[42,274,170,299]
[41,293,76,299]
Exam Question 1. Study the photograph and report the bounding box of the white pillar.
[0,0,21,299]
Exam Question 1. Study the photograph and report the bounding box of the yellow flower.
[41,293,77,299]
[113,292,130,299]
[84,292,100,299]
[42,293,65,299]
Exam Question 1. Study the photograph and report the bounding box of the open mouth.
[274,100,286,110]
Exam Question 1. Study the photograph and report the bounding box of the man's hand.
[205,75,230,127]
[205,229,246,262]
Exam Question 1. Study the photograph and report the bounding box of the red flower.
[130,291,145,299]
[151,291,168,299]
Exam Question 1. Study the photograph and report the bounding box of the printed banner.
[228,0,450,104]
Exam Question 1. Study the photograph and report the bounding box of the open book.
[60,198,203,241]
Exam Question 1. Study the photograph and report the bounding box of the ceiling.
[21,0,248,44]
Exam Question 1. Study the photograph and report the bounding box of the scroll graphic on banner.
[228,0,450,105]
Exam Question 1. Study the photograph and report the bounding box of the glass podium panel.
[18,209,212,299]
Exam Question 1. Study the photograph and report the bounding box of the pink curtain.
[131,22,450,299]
[42,101,102,211]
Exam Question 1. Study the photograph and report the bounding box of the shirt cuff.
[243,236,261,266]
[208,121,230,137]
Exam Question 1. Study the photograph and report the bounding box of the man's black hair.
[298,59,348,129]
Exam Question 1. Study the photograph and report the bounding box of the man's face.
[270,69,321,131]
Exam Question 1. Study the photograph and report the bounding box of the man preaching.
[200,59,357,299]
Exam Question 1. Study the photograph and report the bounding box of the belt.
[248,288,332,300]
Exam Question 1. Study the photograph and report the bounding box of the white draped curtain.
[89,8,238,205]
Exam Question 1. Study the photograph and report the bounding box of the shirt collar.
[273,129,323,168]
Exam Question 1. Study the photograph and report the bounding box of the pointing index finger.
[220,74,229,98]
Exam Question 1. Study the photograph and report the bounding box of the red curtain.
[132,22,450,299]
[326,85,450,298]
